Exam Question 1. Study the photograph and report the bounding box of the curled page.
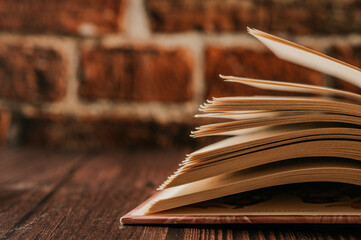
[248,28,361,88]
[220,75,361,102]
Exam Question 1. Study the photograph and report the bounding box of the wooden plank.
[7,149,186,239]
[0,148,84,239]
[2,148,361,239]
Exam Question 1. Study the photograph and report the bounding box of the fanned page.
[247,28,361,88]
[218,75,361,103]
[122,29,361,223]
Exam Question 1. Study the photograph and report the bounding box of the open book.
[121,28,361,224]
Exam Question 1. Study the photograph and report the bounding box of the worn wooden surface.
[0,148,361,239]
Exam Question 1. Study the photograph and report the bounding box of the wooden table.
[0,148,360,239]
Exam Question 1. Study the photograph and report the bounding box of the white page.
[248,28,361,88]
[220,75,361,102]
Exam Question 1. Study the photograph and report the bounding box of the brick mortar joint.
[2,30,361,123]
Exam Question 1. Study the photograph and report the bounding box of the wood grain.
[0,148,360,239]
[0,148,83,239]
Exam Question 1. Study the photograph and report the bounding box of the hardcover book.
[121,28,361,224]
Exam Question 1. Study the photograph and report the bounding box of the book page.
[168,139,361,187]
[185,126,361,162]
[192,114,361,137]
[219,75,361,102]
[201,97,361,117]
[248,28,361,88]
[147,159,361,213]
[153,182,361,216]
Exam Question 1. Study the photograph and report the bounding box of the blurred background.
[0,0,361,150]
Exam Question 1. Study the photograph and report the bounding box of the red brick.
[20,114,198,149]
[0,0,126,35]
[327,44,361,94]
[146,0,361,34]
[205,46,324,99]
[0,111,11,146]
[0,42,67,103]
[80,45,194,102]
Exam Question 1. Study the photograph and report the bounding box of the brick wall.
[0,0,361,149]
